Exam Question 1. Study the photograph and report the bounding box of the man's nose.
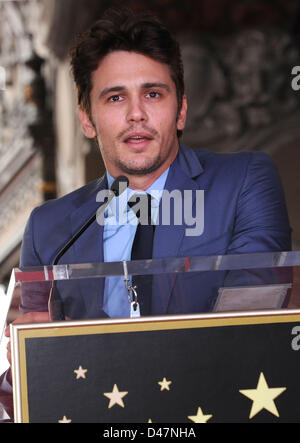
[126,97,147,123]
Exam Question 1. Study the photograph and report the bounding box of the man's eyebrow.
[98,85,126,100]
[141,82,171,92]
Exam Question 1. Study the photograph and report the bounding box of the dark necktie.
[128,193,154,315]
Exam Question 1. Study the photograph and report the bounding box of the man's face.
[79,51,187,182]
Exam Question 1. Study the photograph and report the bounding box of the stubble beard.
[114,153,165,176]
[115,125,163,176]
[98,124,178,177]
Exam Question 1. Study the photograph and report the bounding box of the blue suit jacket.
[20,144,291,318]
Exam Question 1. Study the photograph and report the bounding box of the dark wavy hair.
[69,7,185,136]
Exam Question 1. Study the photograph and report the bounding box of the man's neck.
[107,149,178,191]
[126,173,165,191]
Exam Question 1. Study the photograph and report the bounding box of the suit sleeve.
[227,152,292,254]
[20,207,43,267]
[19,208,51,314]
[224,152,292,290]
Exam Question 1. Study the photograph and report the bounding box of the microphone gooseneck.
[52,175,129,266]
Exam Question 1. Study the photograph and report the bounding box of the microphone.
[110,175,129,197]
[49,175,129,320]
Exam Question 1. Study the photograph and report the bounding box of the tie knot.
[128,193,153,225]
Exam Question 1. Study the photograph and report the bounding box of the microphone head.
[110,175,129,197]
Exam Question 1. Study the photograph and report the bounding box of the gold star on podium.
[58,415,72,423]
[104,384,128,408]
[74,365,87,379]
[239,372,286,419]
[188,407,212,423]
[158,377,172,391]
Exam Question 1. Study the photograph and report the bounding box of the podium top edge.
[11,251,300,282]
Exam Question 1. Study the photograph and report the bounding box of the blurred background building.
[0,0,300,322]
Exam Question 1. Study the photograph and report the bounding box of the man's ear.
[176,95,188,131]
[78,107,97,139]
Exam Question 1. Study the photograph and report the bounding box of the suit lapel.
[152,145,204,314]
[70,175,107,263]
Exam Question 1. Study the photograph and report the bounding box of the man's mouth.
[124,132,154,145]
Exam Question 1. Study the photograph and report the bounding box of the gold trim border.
[11,309,300,423]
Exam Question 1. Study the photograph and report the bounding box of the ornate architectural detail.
[180,28,300,152]
[0,0,54,275]
[0,154,43,264]
[0,1,39,191]
[0,98,36,189]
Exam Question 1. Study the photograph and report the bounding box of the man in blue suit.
[18,142,290,319]
[1,8,291,416]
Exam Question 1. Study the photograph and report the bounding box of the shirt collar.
[105,168,169,218]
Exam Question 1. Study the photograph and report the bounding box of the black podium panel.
[11,313,300,423]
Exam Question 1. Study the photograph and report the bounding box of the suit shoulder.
[191,148,276,176]
[192,147,271,164]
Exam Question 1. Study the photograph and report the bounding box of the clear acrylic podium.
[3,251,300,423]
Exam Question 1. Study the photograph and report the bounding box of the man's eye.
[109,95,122,102]
[147,91,160,99]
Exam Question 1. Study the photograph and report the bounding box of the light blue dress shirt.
[103,168,169,317]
